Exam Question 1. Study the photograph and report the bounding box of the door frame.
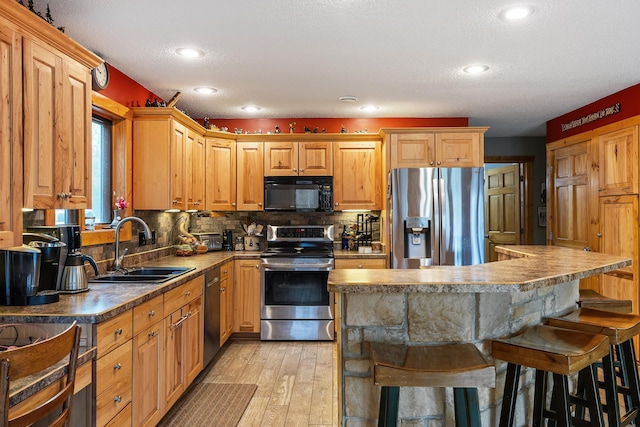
[484,156,535,245]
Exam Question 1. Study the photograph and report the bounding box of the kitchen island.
[328,245,631,426]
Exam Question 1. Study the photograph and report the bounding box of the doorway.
[484,156,535,262]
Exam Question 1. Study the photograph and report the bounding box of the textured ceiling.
[32,0,640,137]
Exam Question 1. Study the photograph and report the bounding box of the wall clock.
[91,62,110,91]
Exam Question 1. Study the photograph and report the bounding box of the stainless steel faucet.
[113,216,152,271]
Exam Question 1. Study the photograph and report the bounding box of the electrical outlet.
[151,230,156,244]
[138,231,147,246]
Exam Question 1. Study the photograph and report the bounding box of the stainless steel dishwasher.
[203,266,221,367]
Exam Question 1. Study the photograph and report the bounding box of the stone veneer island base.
[327,245,631,427]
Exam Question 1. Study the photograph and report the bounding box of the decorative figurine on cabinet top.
[274,125,281,134]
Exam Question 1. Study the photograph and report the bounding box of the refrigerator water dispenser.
[403,217,431,259]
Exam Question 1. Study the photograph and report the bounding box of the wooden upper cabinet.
[264,141,332,176]
[598,125,638,196]
[236,142,264,210]
[390,133,435,168]
[0,20,22,248]
[205,138,237,211]
[333,141,381,210]
[132,109,205,210]
[389,130,484,168]
[435,132,483,167]
[23,39,92,209]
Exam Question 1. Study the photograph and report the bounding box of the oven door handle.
[261,261,334,270]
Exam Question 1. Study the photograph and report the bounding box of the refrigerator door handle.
[433,176,442,266]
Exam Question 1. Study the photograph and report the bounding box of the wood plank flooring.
[200,340,338,427]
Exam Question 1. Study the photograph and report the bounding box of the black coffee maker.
[222,230,233,251]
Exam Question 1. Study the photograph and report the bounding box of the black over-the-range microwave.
[264,176,333,213]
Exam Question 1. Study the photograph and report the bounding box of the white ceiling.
[32,0,640,137]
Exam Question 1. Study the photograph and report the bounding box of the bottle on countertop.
[341,225,348,250]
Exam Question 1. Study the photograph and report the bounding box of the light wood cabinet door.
[233,260,261,333]
[236,142,264,210]
[599,195,638,312]
[163,307,186,410]
[598,125,638,196]
[187,132,205,210]
[390,133,436,168]
[548,140,593,251]
[220,261,234,345]
[435,132,483,167]
[333,141,381,210]
[170,120,188,211]
[205,138,237,211]
[0,21,21,248]
[132,321,163,427]
[264,141,298,176]
[185,295,203,386]
[23,38,91,209]
[299,141,332,176]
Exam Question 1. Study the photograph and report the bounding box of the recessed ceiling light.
[338,96,358,103]
[500,5,535,21]
[176,47,204,58]
[360,105,380,112]
[241,105,261,112]
[462,64,490,75]
[194,87,217,95]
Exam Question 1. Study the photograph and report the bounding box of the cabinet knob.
[114,396,122,403]
[232,202,236,206]
[437,161,441,165]
[358,264,363,269]
[148,310,155,317]
[597,233,602,237]
[293,168,297,172]
[113,363,122,370]
[172,199,178,204]
[335,202,339,206]
[258,202,262,206]
[300,168,304,172]
[148,330,156,337]
[430,161,434,165]
[185,291,191,297]
[114,328,123,335]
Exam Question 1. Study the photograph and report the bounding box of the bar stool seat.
[492,324,610,427]
[578,289,633,313]
[369,342,495,427]
[548,307,640,426]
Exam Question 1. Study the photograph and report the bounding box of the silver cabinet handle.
[113,363,122,370]
[148,330,156,337]
[293,168,297,172]
[185,291,191,297]
[300,168,304,172]
[114,396,122,403]
[114,328,123,335]
[149,310,155,317]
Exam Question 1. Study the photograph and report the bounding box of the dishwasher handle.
[206,276,220,287]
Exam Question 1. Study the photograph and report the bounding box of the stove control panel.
[266,225,334,242]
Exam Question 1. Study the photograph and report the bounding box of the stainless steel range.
[260,225,335,341]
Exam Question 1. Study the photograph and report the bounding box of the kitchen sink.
[89,266,196,284]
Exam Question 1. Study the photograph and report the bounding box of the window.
[89,116,113,223]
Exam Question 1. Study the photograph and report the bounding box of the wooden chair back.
[0,322,81,427]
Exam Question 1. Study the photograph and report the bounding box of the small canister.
[235,236,245,251]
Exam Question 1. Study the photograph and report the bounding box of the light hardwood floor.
[200,340,338,427]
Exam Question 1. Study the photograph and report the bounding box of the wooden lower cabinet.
[105,403,132,427]
[233,259,261,333]
[220,261,234,346]
[185,295,203,385]
[132,321,163,427]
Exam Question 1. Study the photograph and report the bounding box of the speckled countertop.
[328,245,631,293]
[0,251,255,324]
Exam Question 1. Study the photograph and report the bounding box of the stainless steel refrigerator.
[389,168,485,268]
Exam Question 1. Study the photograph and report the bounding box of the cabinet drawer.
[164,276,203,315]
[335,258,387,269]
[133,295,164,336]
[97,310,133,357]
[96,340,132,396]
[104,402,131,427]
[220,262,233,281]
[96,367,132,427]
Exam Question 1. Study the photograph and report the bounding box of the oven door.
[260,258,334,321]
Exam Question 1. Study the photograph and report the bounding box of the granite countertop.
[0,251,240,324]
[328,245,631,293]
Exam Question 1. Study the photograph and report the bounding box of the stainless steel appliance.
[260,225,335,341]
[389,168,485,268]
[222,230,233,251]
[203,266,221,366]
[26,225,83,290]
[192,233,222,251]
[264,176,333,212]
[0,246,57,306]
[60,252,99,293]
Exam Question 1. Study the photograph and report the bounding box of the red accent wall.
[100,64,161,108]
[101,63,468,130]
[546,82,640,142]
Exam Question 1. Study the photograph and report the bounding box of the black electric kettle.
[60,253,99,293]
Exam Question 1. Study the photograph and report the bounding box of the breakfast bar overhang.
[328,245,631,426]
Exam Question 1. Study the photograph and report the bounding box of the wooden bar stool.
[369,342,495,427]
[578,289,633,313]
[548,307,640,427]
[492,324,610,427]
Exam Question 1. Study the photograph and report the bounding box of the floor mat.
[158,383,257,427]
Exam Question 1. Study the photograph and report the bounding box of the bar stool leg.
[600,352,621,426]
[550,374,571,427]
[499,363,521,427]
[378,386,400,427]
[453,388,481,427]
[533,369,548,427]
[618,340,640,422]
